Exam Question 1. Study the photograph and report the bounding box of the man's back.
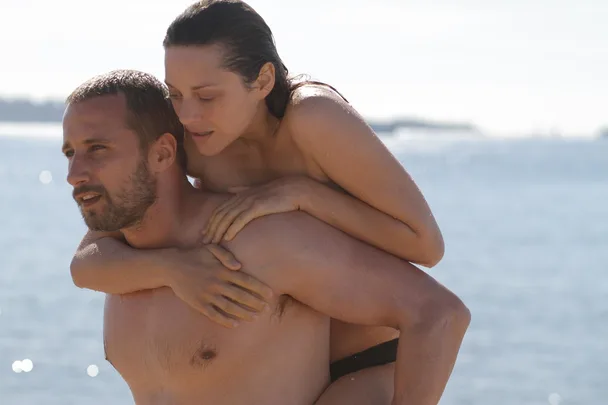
[103,193,330,405]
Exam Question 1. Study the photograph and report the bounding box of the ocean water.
[0,127,606,405]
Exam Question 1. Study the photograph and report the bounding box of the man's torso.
[103,195,330,405]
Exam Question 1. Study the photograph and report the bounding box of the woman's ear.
[252,61,276,99]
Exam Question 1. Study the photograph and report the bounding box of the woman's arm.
[287,87,444,267]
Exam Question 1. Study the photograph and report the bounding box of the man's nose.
[66,156,91,187]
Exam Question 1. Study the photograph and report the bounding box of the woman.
[71,1,446,403]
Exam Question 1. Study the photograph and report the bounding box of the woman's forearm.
[71,236,175,294]
[301,181,444,267]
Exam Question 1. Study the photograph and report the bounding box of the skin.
[71,44,448,402]
[63,94,470,405]
[167,45,444,267]
[64,95,328,405]
[165,44,443,360]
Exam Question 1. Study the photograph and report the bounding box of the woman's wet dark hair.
[163,0,346,119]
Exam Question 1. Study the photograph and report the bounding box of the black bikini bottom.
[329,338,398,382]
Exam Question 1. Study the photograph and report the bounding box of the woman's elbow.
[426,233,445,268]
[412,230,445,268]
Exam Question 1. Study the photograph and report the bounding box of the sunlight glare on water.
[87,364,99,377]
[39,170,53,184]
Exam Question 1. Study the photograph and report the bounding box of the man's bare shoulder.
[185,188,231,226]
[77,229,125,252]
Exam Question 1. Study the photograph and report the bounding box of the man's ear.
[148,133,178,172]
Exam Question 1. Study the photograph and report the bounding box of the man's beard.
[78,159,158,232]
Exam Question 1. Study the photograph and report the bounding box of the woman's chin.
[193,136,226,157]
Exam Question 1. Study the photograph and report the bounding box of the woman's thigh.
[315,363,395,405]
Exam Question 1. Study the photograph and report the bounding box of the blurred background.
[1,0,606,404]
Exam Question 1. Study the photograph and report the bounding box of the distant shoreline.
[0,97,478,133]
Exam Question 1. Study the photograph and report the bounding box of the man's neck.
[121,176,197,249]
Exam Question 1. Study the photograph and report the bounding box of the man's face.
[62,94,157,232]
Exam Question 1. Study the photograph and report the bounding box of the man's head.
[62,69,185,231]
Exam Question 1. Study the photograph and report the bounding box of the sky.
[1,0,606,135]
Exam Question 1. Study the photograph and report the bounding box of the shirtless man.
[62,70,470,405]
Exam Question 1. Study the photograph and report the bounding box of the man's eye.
[64,150,74,158]
[90,145,106,152]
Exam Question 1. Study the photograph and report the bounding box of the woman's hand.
[202,177,313,244]
[165,244,274,328]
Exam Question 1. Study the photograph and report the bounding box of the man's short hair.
[66,69,187,170]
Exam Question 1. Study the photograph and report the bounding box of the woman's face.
[164,44,261,157]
